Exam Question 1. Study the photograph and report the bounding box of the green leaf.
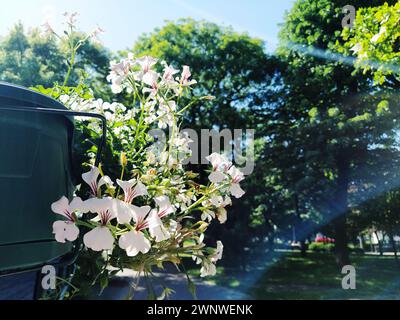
[376,100,389,115]
[308,107,319,119]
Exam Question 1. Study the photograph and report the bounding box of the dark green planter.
[0,82,77,274]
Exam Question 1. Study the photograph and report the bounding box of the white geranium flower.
[210,195,224,207]
[84,198,116,224]
[208,171,226,184]
[156,101,176,129]
[146,196,175,242]
[107,55,135,93]
[82,166,113,196]
[51,196,86,243]
[161,62,179,83]
[154,196,176,218]
[83,226,114,252]
[210,241,224,263]
[206,153,232,183]
[147,210,170,242]
[118,205,153,256]
[119,230,151,257]
[136,56,158,74]
[133,56,158,83]
[200,261,217,277]
[201,209,215,223]
[131,205,152,230]
[168,219,181,234]
[176,190,195,210]
[172,131,193,159]
[159,151,179,169]
[52,221,80,243]
[230,184,245,198]
[117,179,148,203]
[83,197,116,251]
[112,199,135,224]
[179,65,197,86]
[146,215,167,243]
[142,71,159,88]
[216,207,227,224]
[206,153,232,171]
[227,166,246,198]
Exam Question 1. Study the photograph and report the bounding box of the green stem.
[181,184,227,215]
[75,220,95,229]
[116,165,125,198]
[63,48,76,87]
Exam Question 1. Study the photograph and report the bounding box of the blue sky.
[0,0,295,52]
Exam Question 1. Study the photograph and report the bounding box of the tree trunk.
[267,233,275,251]
[374,231,383,256]
[388,229,399,265]
[294,194,307,257]
[300,240,307,257]
[359,235,365,250]
[333,154,350,268]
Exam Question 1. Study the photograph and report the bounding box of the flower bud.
[120,152,127,167]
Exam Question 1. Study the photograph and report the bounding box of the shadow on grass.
[190,251,400,300]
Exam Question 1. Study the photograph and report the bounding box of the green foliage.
[308,242,335,252]
[0,23,64,87]
[0,22,111,98]
[131,18,275,129]
[340,1,400,85]
[257,0,400,266]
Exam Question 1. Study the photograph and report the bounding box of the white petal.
[142,71,159,86]
[69,197,86,213]
[98,175,114,189]
[200,262,217,277]
[210,195,224,207]
[131,205,151,225]
[211,241,224,262]
[51,196,70,217]
[230,183,245,198]
[149,225,170,242]
[147,210,170,242]
[227,166,244,182]
[82,167,100,188]
[116,179,135,193]
[118,230,151,256]
[217,208,227,224]
[83,226,114,251]
[206,153,231,170]
[208,171,226,184]
[84,197,115,216]
[154,196,175,216]
[112,199,134,224]
[52,221,79,243]
[134,181,148,198]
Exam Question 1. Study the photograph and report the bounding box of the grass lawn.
[189,251,400,300]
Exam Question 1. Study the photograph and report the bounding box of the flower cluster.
[52,55,246,296]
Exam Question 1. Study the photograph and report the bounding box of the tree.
[270,0,400,268]
[0,23,111,98]
[341,1,400,86]
[0,23,64,87]
[130,18,276,130]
